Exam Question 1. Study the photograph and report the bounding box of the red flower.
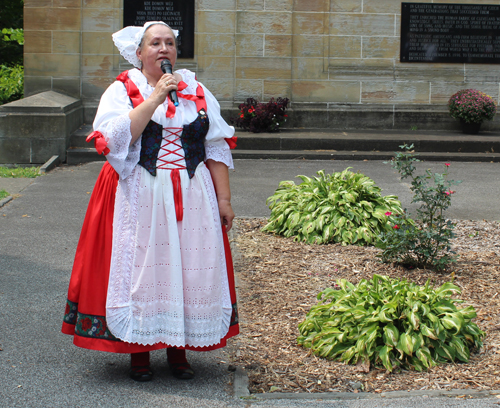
[385,211,392,216]
[393,225,400,229]
[445,163,450,167]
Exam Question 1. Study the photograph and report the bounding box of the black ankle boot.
[129,365,153,382]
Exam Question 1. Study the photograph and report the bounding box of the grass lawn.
[0,166,40,178]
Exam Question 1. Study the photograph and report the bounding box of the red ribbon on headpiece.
[86,131,110,155]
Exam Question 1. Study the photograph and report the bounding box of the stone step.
[66,126,500,164]
[69,124,94,148]
[231,149,500,162]
[67,146,500,165]
[66,147,106,165]
[234,130,500,154]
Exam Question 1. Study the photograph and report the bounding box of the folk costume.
[62,23,239,355]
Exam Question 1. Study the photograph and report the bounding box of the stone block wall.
[23,0,500,129]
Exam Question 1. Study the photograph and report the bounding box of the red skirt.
[62,162,239,353]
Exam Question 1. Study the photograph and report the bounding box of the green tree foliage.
[0,0,24,65]
[0,0,24,104]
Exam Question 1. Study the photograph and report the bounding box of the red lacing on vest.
[157,127,185,171]
[157,127,185,221]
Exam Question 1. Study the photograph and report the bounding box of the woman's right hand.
[150,73,178,106]
[128,73,178,144]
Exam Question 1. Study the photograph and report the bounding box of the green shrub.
[377,145,460,271]
[0,26,24,68]
[297,275,484,372]
[0,64,23,105]
[262,168,403,245]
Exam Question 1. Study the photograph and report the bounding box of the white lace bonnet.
[112,21,179,68]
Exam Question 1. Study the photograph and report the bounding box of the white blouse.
[93,68,234,180]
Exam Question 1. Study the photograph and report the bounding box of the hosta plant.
[262,168,403,245]
[297,275,484,372]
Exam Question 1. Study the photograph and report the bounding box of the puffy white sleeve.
[201,83,235,169]
[92,81,141,180]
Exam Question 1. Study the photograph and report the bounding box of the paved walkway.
[229,159,500,221]
[0,159,499,408]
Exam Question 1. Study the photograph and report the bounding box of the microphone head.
[160,59,172,74]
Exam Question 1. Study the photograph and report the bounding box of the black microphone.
[160,59,179,106]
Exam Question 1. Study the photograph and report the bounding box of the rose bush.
[377,145,460,271]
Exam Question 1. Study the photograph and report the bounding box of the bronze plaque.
[123,0,195,58]
[401,3,500,63]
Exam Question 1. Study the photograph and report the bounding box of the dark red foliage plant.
[231,97,290,133]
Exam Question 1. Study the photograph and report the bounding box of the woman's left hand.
[218,199,234,232]
[205,159,234,233]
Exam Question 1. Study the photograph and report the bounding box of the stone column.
[80,0,122,122]
[24,0,122,122]
[24,0,82,99]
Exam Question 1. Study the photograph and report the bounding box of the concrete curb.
[39,155,60,174]
[0,195,13,208]
[233,367,250,398]
[233,368,500,401]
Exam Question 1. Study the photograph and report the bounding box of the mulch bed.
[228,218,500,394]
